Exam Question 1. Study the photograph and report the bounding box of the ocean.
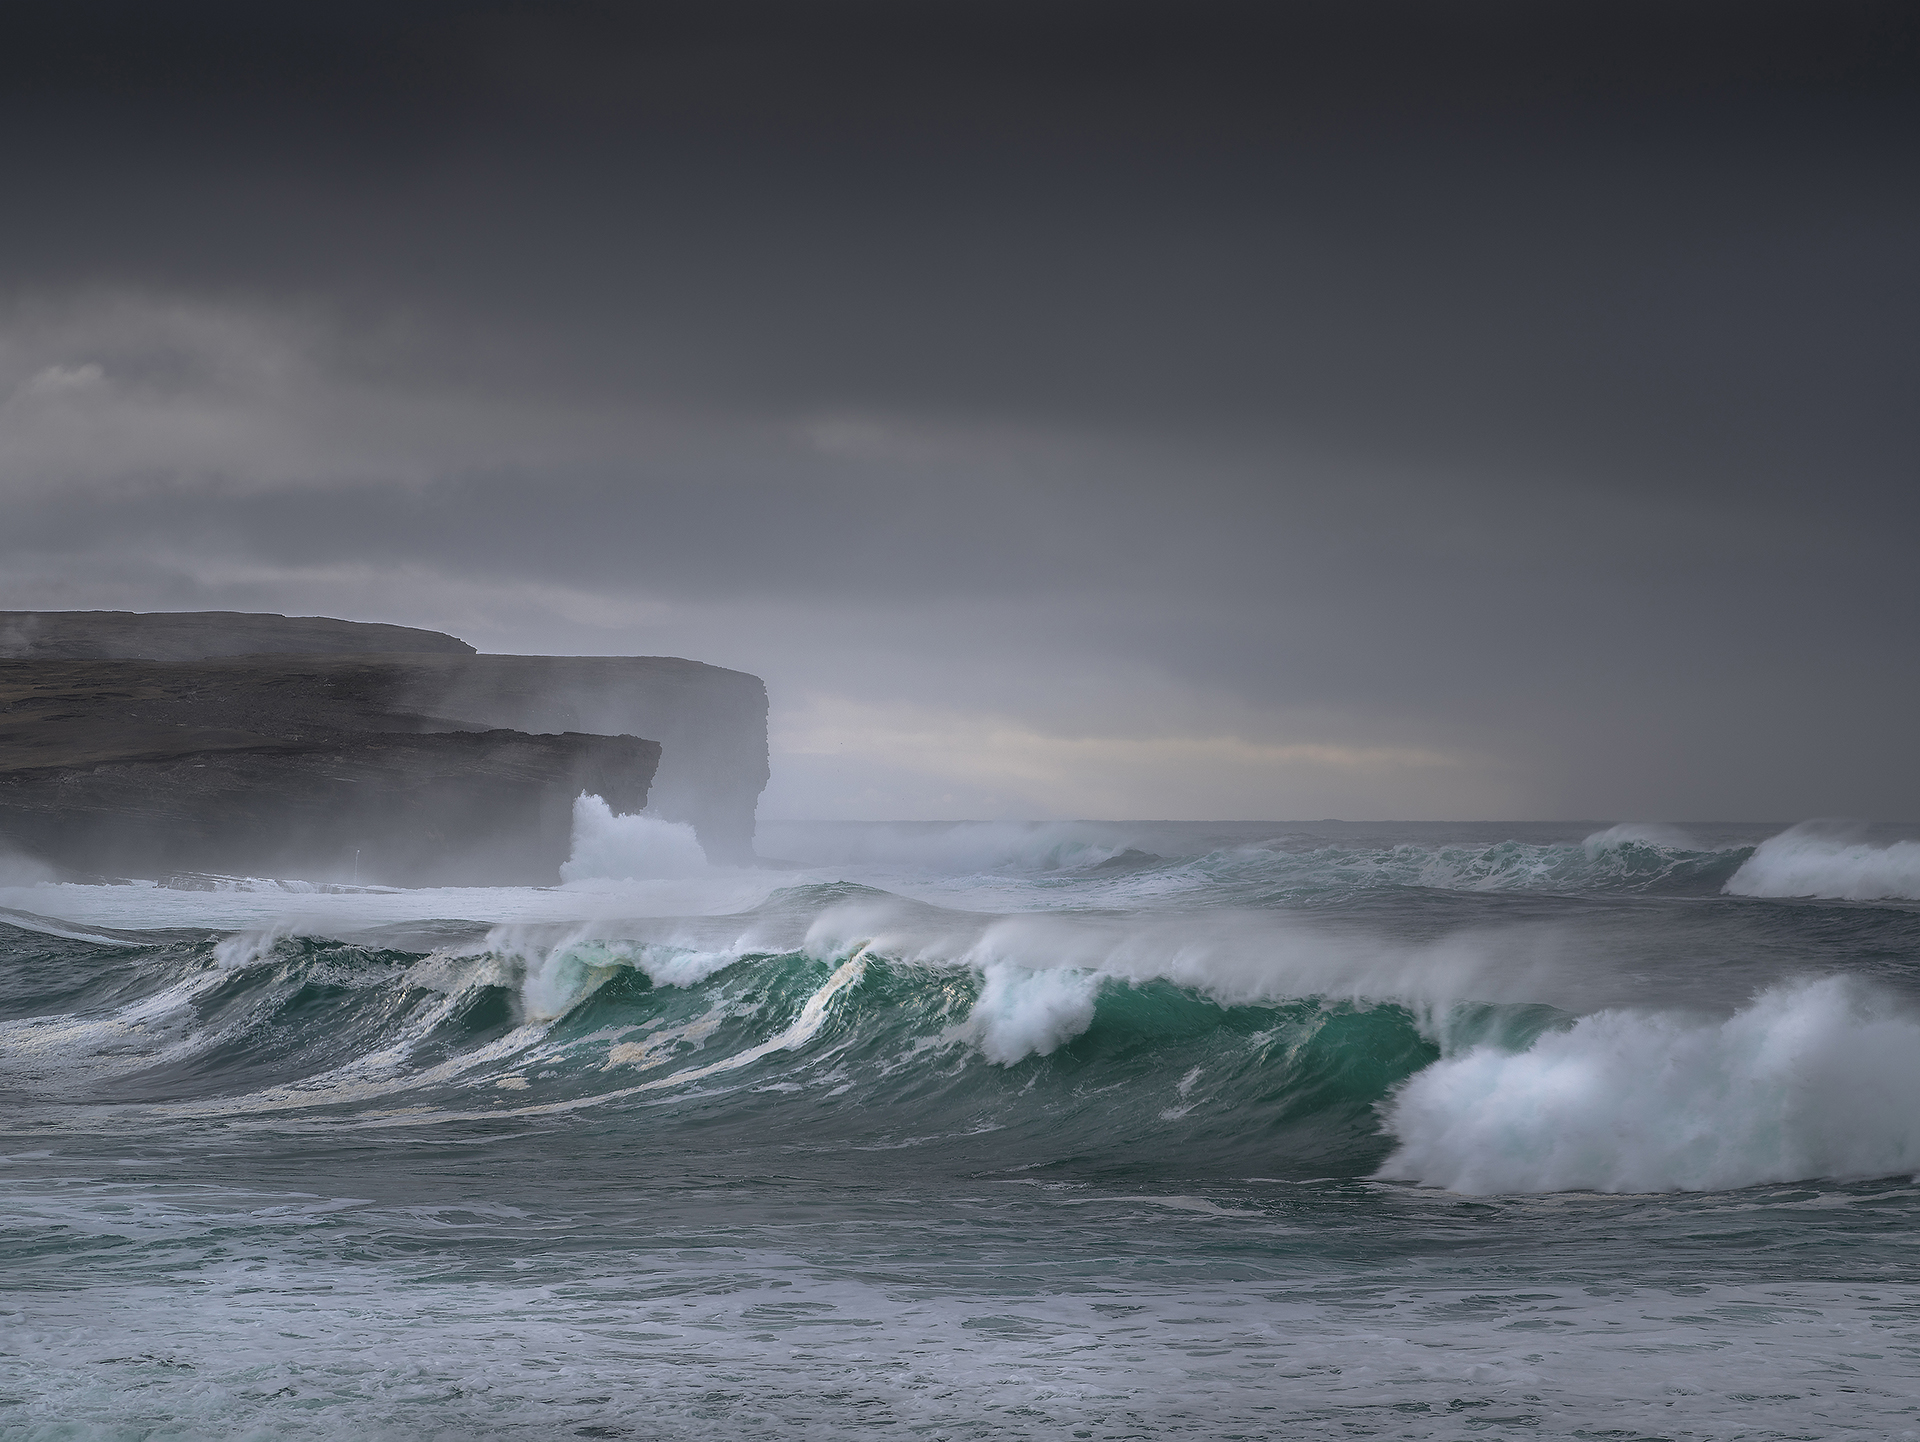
[4,816,1919,1440]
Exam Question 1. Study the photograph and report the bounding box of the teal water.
[4,820,1920,1438]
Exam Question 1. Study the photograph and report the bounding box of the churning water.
[4,816,1919,1439]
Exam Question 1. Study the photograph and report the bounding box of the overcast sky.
[2,0,1915,820]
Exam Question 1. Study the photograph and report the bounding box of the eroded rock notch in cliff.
[0,611,768,885]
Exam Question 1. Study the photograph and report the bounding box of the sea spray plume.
[1580,823,1702,850]
[1725,822,1920,901]
[1376,975,1920,1193]
[213,924,298,971]
[0,846,55,888]
[560,793,709,882]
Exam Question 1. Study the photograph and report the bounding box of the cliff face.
[0,655,657,885]
[0,612,769,883]
[397,656,769,864]
[0,610,474,661]
[0,721,656,887]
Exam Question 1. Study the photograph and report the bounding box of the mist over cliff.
[0,610,767,884]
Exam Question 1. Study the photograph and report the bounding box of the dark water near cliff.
[4,819,1920,1439]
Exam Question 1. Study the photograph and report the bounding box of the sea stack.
[0,611,769,885]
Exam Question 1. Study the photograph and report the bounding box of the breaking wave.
[1379,976,1920,1193]
[0,914,1443,1175]
[11,876,1919,1194]
[1725,824,1920,902]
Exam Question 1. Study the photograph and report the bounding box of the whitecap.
[1724,822,1920,901]
[1377,975,1920,1193]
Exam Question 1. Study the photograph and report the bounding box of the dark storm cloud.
[9,0,1916,472]
[2,1,1916,817]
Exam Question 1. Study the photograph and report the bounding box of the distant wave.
[1184,830,1745,900]
[760,820,1751,899]
[1724,824,1920,901]
[758,820,1132,874]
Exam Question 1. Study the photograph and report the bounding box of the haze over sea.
[6,812,1920,1440]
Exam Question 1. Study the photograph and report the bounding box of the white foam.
[135,955,555,1121]
[0,872,784,932]
[9,1188,1920,1442]
[454,953,869,1122]
[965,963,1100,1065]
[1580,822,1699,851]
[480,923,754,1020]
[561,793,710,881]
[1725,824,1920,901]
[1379,976,1920,1193]
[0,928,301,1094]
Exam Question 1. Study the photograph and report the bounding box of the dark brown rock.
[0,726,656,887]
[395,655,768,863]
[0,611,779,884]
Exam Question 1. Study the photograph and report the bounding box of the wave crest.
[1378,976,1920,1193]
[1724,825,1920,901]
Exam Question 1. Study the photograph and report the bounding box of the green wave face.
[544,954,1458,1178]
[6,925,1579,1180]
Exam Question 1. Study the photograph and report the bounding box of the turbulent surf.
[4,818,1919,1439]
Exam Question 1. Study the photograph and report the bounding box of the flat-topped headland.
[0,611,768,885]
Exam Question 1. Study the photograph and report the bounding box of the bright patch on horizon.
[767,693,1479,819]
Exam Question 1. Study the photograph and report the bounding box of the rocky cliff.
[0,612,769,883]
[0,609,474,661]
[395,656,768,863]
